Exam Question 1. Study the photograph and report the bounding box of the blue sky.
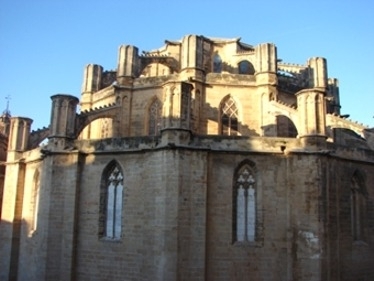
[1,0,373,130]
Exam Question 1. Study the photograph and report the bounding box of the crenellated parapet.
[277,62,309,92]
[75,102,121,137]
[326,113,368,138]
[277,74,308,93]
[28,126,50,149]
[101,71,117,88]
[271,99,298,110]
[277,58,328,94]
[139,53,179,77]
[278,62,307,74]
[76,35,345,147]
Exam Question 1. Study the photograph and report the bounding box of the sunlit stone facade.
[0,35,374,281]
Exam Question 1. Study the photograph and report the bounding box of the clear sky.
[0,0,373,130]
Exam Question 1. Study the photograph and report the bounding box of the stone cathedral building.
[0,34,373,281]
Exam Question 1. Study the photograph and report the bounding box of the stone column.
[255,43,277,86]
[296,89,327,147]
[161,82,193,145]
[180,35,204,80]
[308,57,328,89]
[81,64,103,111]
[117,45,139,85]
[327,78,341,115]
[7,117,33,162]
[255,43,278,136]
[49,94,79,150]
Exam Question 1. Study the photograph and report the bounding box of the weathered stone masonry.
[0,34,373,281]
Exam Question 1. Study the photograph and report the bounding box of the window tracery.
[220,97,239,136]
[234,164,256,242]
[213,54,222,73]
[100,162,124,239]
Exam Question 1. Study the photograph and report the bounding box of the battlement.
[278,62,307,74]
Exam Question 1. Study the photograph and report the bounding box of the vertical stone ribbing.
[180,35,204,80]
[44,153,81,280]
[7,117,33,162]
[181,35,204,69]
[7,117,33,152]
[161,82,192,132]
[327,78,341,114]
[255,43,278,136]
[255,43,277,74]
[81,64,103,111]
[49,94,79,149]
[176,150,208,281]
[296,89,327,138]
[117,45,139,85]
[308,57,328,89]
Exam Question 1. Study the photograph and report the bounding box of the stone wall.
[1,34,374,281]
[1,136,374,281]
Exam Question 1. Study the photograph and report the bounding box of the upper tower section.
[80,35,280,92]
[75,34,354,143]
[117,45,139,85]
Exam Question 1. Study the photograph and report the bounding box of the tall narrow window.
[149,99,162,136]
[100,162,124,239]
[234,164,256,242]
[30,170,40,234]
[351,172,366,241]
[213,53,222,73]
[220,96,239,136]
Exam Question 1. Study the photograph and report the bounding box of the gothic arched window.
[213,53,222,73]
[233,163,256,242]
[148,99,162,136]
[351,171,366,241]
[220,96,239,136]
[99,161,124,239]
[238,60,255,75]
